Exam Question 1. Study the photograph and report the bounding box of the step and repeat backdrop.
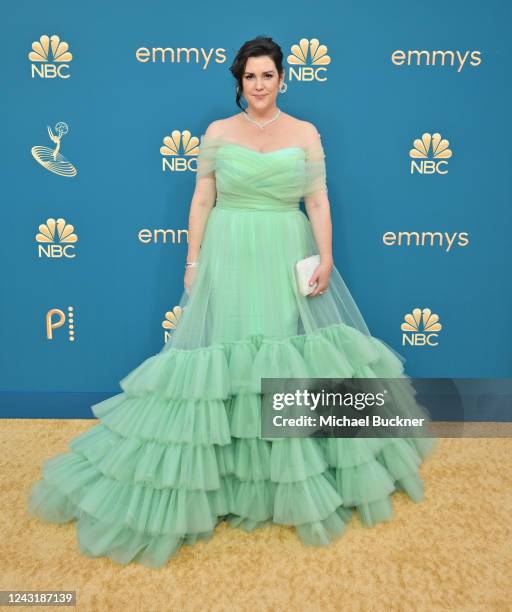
[3,1,511,418]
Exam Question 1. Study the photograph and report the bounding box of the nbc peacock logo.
[287,38,331,83]
[162,306,184,342]
[35,218,78,259]
[160,130,200,173]
[28,34,73,79]
[31,122,77,177]
[401,308,442,347]
[409,133,452,175]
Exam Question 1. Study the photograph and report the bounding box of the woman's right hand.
[184,266,198,296]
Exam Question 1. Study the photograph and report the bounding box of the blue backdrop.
[3,0,511,418]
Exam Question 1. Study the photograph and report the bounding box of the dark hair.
[229,36,284,112]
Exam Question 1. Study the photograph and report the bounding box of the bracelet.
[185,261,199,268]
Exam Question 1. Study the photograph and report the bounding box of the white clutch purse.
[294,254,320,296]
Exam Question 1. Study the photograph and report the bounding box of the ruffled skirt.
[27,205,437,568]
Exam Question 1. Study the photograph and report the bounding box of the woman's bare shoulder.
[281,113,321,143]
[202,120,224,139]
[298,119,321,139]
[203,114,241,138]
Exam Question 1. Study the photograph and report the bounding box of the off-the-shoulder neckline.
[199,133,306,156]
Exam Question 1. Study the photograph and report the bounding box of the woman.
[27,36,437,568]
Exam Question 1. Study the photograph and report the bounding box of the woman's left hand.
[307,259,333,297]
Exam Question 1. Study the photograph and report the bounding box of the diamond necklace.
[242,108,281,130]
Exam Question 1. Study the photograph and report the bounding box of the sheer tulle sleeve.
[195,134,218,180]
[304,130,328,196]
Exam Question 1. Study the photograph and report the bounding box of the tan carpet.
[1,418,511,611]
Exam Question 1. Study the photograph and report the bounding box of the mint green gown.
[27,131,437,568]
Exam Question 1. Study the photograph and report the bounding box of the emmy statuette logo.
[31,122,78,177]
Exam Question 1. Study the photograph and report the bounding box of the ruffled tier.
[116,322,399,400]
[27,321,437,568]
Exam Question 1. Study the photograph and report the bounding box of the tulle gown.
[27,129,438,568]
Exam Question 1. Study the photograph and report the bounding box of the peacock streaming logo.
[160,130,200,173]
[31,122,77,177]
[401,308,442,347]
[46,306,76,342]
[409,133,452,175]
[287,38,331,83]
[162,306,183,343]
[35,218,78,259]
[28,34,73,79]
